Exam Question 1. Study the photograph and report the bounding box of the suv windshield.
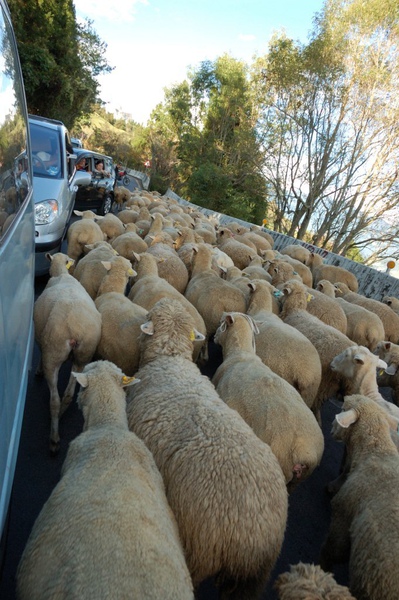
[30,122,63,179]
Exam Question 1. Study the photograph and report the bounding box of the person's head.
[96,160,104,170]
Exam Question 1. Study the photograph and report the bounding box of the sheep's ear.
[101,261,112,271]
[95,215,104,221]
[121,375,140,387]
[73,372,89,388]
[385,363,397,375]
[141,320,154,336]
[190,329,206,342]
[335,408,358,428]
[74,209,84,216]
[133,252,140,262]
[384,342,392,351]
[248,282,256,291]
[128,267,137,277]
[45,252,53,262]
[66,259,75,270]
[353,353,365,365]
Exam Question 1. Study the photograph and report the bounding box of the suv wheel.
[99,194,112,216]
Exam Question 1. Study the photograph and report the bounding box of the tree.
[252,0,399,264]
[7,0,112,127]
[149,56,268,222]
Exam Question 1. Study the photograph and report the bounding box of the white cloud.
[73,0,148,23]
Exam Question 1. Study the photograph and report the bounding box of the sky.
[73,0,325,125]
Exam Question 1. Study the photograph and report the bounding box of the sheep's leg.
[35,355,44,377]
[44,365,62,455]
[59,362,82,416]
[319,503,351,571]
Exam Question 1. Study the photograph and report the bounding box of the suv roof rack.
[28,114,65,126]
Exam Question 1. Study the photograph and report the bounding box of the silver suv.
[29,115,90,275]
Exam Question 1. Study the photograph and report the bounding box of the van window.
[30,123,63,179]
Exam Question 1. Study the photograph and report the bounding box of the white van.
[0,0,35,564]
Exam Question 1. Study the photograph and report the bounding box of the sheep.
[246,279,322,409]
[216,226,258,269]
[16,360,194,600]
[320,394,399,600]
[117,206,140,224]
[267,260,303,287]
[146,238,189,294]
[317,279,385,350]
[280,244,312,265]
[279,279,354,423]
[184,244,247,337]
[66,210,105,267]
[113,184,131,206]
[33,253,102,453]
[111,228,148,260]
[72,241,118,297]
[335,281,399,343]
[249,225,275,247]
[212,312,324,490]
[305,287,348,334]
[306,252,359,292]
[382,295,399,316]
[237,230,272,255]
[274,562,356,599]
[97,212,125,241]
[373,341,399,405]
[95,256,136,297]
[128,252,207,363]
[125,298,288,599]
[242,255,272,282]
[95,294,147,376]
[277,254,313,287]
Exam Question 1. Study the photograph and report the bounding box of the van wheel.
[99,194,112,215]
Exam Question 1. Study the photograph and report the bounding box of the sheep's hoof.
[49,439,60,456]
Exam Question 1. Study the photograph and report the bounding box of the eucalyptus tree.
[252,0,399,263]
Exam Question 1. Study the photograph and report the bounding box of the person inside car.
[94,160,110,178]
[76,157,92,174]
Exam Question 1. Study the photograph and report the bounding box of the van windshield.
[30,123,63,179]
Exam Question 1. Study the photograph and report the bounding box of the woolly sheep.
[33,253,102,453]
[184,244,247,336]
[117,206,140,224]
[146,239,189,294]
[95,293,147,376]
[128,252,207,363]
[307,252,359,292]
[274,562,355,600]
[72,242,118,298]
[246,279,322,409]
[113,185,131,206]
[280,244,311,265]
[126,298,288,598]
[374,341,399,406]
[216,226,258,269]
[249,225,275,248]
[305,287,348,334]
[16,360,194,600]
[111,229,148,260]
[66,210,105,267]
[335,281,399,343]
[277,255,313,287]
[212,312,324,490]
[317,279,385,350]
[382,295,399,316]
[97,212,125,241]
[320,394,399,600]
[280,279,354,423]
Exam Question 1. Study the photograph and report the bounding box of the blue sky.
[74,0,326,124]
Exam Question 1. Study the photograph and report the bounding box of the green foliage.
[7,0,112,128]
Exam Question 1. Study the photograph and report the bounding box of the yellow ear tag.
[189,330,196,341]
[122,375,135,385]
[306,293,313,302]
[66,260,74,270]
[378,369,385,376]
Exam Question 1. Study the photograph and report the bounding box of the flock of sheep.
[16,187,399,599]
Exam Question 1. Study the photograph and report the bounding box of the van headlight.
[35,200,59,224]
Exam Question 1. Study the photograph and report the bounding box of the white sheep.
[382,295,399,316]
[33,253,102,453]
[320,394,399,600]
[280,244,311,265]
[97,212,125,241]
[280,279,354,424]
[184,244,247,337]
[375,340,399,405]
[66,210,105,267]
[95,294,147,376]
[216,226,258,269]
[307,252,359,292]
[212,312,324,490]
[274,562,355,599]
[126,298,288,599]
[16,360,194,600]
[72,241,118,298]
[246,279,322,410]
[335,281,399,343]
[317,279,385,350]
[128,252,207,363]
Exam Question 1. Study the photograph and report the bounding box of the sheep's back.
[126,356,288,585]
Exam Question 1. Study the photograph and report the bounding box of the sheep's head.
[331,345,387,379]
[139,298,205,364]
[334,281,350,296]
[332,394,391,444]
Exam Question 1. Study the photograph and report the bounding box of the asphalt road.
[0,273,351,600]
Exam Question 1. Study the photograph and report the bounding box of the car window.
[0,26,32,241]
[29,123,63,179]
